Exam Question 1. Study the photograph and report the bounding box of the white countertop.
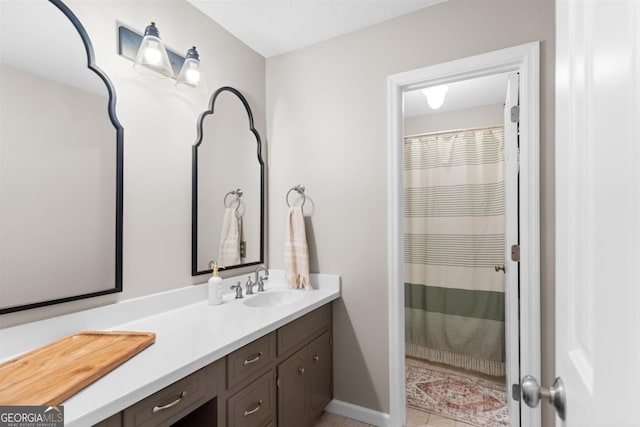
[0,270,340,426]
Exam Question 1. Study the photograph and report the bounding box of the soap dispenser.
[208,261,223,305]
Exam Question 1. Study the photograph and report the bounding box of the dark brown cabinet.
[93,304,332,427]
[226,370,276,427]
[277,332,331,427]
[307,331,332,423]
[122,360,222,427]
[277,348,307,427]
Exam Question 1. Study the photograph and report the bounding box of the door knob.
[521,375,566,421]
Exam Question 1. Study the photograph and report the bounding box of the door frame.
[386,42,541,427]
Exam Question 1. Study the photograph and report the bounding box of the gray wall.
[265,0,555,424]
[0,0,266,327]
[404,104,503,136]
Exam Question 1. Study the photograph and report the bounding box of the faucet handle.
[231,281,243,299]
[245,276,255,295]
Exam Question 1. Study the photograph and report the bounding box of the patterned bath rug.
[406,364,508,426]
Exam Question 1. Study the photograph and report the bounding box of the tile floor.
[313,410,472,427]
[315,357,506,427]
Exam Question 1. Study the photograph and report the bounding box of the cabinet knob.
[313,355,320,362]
[298,367,305,375]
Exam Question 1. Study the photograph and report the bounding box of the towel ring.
[224,189,243,209]
[286,185,306,208]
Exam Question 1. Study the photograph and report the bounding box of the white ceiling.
[403,73,510,117]
[187,0,445,58]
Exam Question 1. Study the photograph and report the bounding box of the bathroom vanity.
[0,271,340,427]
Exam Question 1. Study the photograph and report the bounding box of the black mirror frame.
[192,86,265,276]
[0,0,124,314]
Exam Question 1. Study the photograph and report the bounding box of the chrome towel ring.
[286,185,306,208]
[224,188,243,209]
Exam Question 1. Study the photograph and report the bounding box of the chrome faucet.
[254,266,269,292]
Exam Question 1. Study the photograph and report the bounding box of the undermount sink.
[244,290,305,308]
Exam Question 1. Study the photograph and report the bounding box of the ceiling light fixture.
[422,85,449,109]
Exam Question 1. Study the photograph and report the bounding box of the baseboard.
[325,399,391,427]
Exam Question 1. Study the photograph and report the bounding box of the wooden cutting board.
[0,331,156,405]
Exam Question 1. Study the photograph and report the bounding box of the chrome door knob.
[521,375,566,421]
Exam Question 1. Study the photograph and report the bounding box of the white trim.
[504,71,521,425]
[386,42,541,427]
[325,399,390,427]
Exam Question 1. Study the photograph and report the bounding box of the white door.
[553,0,640,425]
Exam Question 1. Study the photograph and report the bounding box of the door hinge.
[511,105,520,123]
[511,244,520,262]
[512,383,521,401]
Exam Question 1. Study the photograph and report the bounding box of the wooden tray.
[0,331,156,405]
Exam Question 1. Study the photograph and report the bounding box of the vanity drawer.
[122,362,218,427]
[227,332,276,389]
[277,305,331,356]
[226,370,276,427]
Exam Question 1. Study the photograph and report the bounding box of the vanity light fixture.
[117,24,202,88]
[175,47,201,88]
[133,22,173,78]
[422,85,449,109]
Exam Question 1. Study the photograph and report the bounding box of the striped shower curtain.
[404,126,506,376]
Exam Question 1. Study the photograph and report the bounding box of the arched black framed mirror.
[192,87,264,275]
[0,0,123,314]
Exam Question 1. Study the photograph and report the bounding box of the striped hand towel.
[218,208,241,267]
[284,206,311,289]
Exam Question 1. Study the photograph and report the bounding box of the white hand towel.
[218,208,241,267]
[284,206,311,289]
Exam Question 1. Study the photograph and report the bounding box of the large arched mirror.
[0,0,123,314]
[192,87,264,275]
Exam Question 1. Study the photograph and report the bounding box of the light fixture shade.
[422,85,449,109]
[133,22,173,78]
[176,46,201,88]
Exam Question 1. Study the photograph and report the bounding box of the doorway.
[403,72,514,426]
[387,43,541,427]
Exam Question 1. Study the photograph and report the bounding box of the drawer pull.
[313,355,320,362]
[243,351,263,366]
[243,400,263,416]
[298,367,305,374]
[152,391,187,413]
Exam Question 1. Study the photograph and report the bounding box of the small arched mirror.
[0,0,123,314]
[192,87,264,274]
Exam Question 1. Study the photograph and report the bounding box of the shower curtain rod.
[404,123,504,140]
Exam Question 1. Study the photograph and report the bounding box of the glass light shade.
[133,22,173,78]
[422,85,449,109]
[176,47,201,88]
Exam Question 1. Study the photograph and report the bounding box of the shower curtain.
[404,126,506,376]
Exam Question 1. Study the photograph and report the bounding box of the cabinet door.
[307,331,331,424]
[277,348,307,427]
